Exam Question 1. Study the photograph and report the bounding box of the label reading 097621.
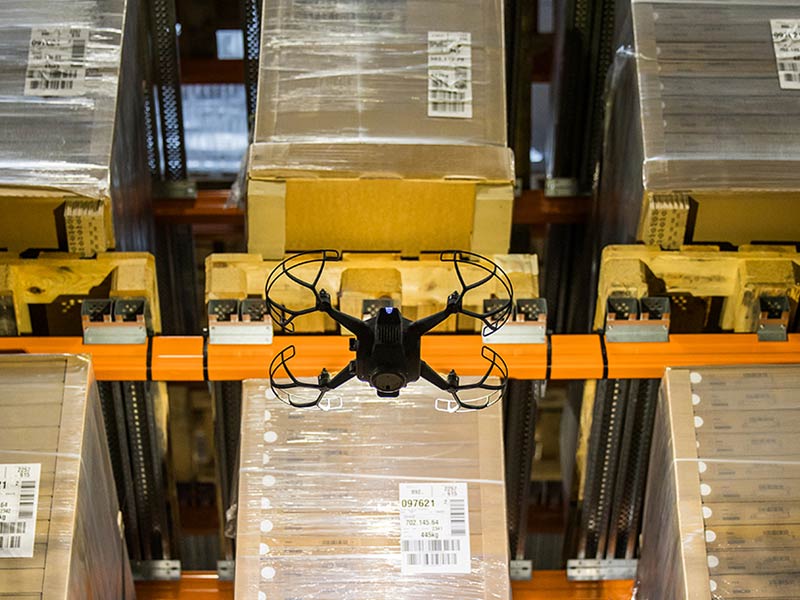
[399,482,471,575]
[0,464,40,558]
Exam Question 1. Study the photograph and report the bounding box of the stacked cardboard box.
[637,365,800,599]
[0,0,151,255]
[247,0,514,258]
[598,0,800,249]
[0,354,133,598]
[234,379,510,599]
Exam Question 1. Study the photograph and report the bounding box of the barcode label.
[24,27,89,97]
[399,482,471,575]
[428,32,473,118]
[0,536,21,549]
[771,20,800,90]
[0,464,40,558]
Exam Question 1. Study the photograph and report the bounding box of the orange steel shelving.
[134,571,633,600]
[0,333,797,381]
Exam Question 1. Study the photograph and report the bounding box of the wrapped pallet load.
[0,0,151,255]
[0,354,134,598]
[247,0,514,258]
[637,365,800,599]
[234,379,510,599]
[598,0,800,250]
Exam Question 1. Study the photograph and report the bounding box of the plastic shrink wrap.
[0,354,134,599]
[0,0,151,253]
[250,0,512,180]
[234,379,511,600]
[636,365,800,599]
[597,0,800,248]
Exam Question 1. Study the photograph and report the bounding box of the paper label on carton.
[25,27,89,97]
[428,32,473,119]
[399,482,471,575]
[0,464,40,558]
[771,20,800,90]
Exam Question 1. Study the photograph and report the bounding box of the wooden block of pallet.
[246,178,514,259]
[206,253,539,333]
[0,355,131,598]
[0,252,161,335]
[593,245,800,333]
[638,190,800,250]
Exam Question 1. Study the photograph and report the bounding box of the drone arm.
[316,290,372,338]
[324,361,357,390]
[407,291,460,337]
[419,360,456,393]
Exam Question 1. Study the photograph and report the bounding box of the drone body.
[266,250,512,411]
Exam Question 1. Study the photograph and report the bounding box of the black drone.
[265,250,513,411]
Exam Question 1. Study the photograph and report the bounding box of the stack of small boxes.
[234,379,510,599]
[638,365,800,598]
[0,355,133,599]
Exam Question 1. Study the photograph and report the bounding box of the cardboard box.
[234,380,511,599]
[0,355,133,599]
[246,177,514,259]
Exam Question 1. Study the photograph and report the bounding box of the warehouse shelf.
[0,333,797,381]
[133,571,633,600]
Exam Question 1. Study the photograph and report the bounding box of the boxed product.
[246,0,514,258]
[234,379,511,599]
[636,365,800,599]
[597,0,800,249]
[0,0,151,255]
[0,354,133,598]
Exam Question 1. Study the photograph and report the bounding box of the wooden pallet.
[594,245,800,333]
[206,252,539,333]
[0,252,160,336]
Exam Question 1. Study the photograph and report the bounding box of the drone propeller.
[421,346,508,412]
[268,344,355,409]
[265,249,341,332]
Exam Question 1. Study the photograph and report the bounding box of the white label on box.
[399,482,471,575]
[25,27,89,97]
[0,464,40,558]
[428,32,473,119]
[771,20,800,90]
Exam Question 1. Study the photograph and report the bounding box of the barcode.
[28,79,76,91]
[27,68,80,80]
[779,61,800,72]
[450,499,466,536]
[0,536,21,549]
[405,552,459,566]
[402,539,462,552]
[71,40,86,61]
[0,522,26,535]
[18,480,36,519]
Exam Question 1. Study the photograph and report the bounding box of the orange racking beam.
[133,571,633,600]
[0,334,798,382]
